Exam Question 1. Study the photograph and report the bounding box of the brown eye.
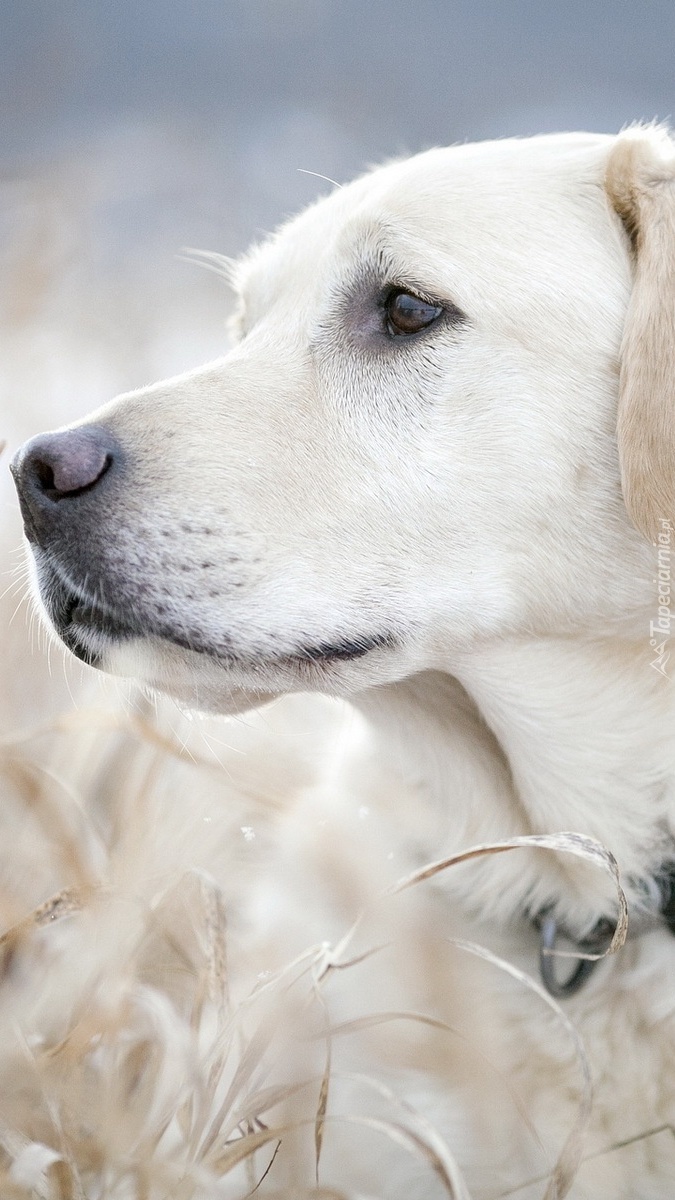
[385,289,443,336]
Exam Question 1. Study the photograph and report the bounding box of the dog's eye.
[385,289,443,337]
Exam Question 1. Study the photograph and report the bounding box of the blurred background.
[1,0,674,717]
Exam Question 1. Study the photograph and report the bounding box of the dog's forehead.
[235,133,617,316]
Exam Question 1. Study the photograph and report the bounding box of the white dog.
[10,126,675,1197]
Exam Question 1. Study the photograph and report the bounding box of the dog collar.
[535,861,675,998]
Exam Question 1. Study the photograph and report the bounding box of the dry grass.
[0,688,633,1199]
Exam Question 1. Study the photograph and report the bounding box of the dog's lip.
[60,591,395,670]
[59,596,136,665]
[290,632,394,662]
[68,599,135,638]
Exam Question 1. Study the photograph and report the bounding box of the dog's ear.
[605,127,675,543]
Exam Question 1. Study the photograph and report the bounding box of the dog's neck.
[357,636,675,933]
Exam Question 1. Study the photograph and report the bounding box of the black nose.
[11,427,116,501]
[11,426,119,541]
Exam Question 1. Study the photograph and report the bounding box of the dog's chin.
[43,584,403,716]
[74,631,399,717]
[103,639,283,716]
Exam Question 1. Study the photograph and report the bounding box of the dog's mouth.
[47,574,396,679]
[59,594,137,664]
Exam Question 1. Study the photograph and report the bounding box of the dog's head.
[11,128,675,712]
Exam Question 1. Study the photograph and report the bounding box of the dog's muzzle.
[11,425,129,664]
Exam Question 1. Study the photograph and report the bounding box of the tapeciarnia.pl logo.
[650,518,672,677]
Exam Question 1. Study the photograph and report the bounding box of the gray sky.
[4,2,675,152]
[4,1,675,229]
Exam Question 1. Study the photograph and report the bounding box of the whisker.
[178,248,238,286]
[297,168,343,190]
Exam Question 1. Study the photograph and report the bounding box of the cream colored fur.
[16,126,675,1196]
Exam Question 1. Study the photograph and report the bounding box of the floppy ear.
[605,127,675,543]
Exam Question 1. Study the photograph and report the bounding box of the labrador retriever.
[10,125,675,1197]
